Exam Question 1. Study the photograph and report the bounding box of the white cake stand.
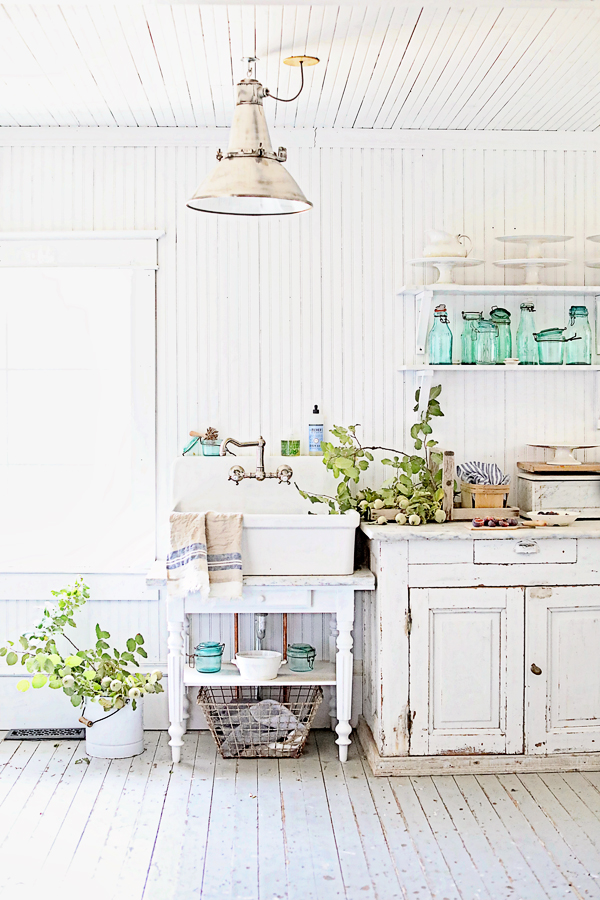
[494,258,569,285]
[496,235,573,258]
[410,257,484,285]
[528,442,599,466]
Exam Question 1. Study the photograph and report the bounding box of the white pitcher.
[423,230,472,258]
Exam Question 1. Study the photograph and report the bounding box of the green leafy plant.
[0,579,164,711]
[297,385,447,525]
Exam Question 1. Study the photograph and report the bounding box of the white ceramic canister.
[85,699,144,758]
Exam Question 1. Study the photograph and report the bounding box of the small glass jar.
[490,307,512,364]
[201,439,222,456]
[460,312,482,365]
[566,305,592,365]
[195,641,225,673]
[427,304,453,365]
[475,320,500,365]
[281,438,301,457]
[286,643,316,672]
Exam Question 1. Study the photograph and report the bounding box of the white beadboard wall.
[1,131,600,727]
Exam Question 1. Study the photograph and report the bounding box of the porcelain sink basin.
[172,456,359,575]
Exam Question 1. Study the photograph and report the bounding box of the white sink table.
[146,563,375,762]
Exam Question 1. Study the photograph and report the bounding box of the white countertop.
[146,559,375,588]
[360,520,600,542]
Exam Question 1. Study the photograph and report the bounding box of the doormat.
[4,728,86,741]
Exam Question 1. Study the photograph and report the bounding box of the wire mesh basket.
[197,685,323,759]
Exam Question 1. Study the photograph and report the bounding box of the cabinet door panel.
[526,586,600,753]
[409,587,524,755]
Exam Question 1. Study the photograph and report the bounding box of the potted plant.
[0,579,164,758]
[297,384,448,525]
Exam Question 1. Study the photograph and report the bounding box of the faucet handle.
[276,464,293,485]
[228,464,246,485]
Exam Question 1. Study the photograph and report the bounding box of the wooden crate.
[452,506,519,520]
[460,482,510,509]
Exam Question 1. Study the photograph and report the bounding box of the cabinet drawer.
[474,539,577,565]
[244,589,312,609]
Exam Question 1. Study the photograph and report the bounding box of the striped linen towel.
[457,461,510,485]
[167,511,243,599]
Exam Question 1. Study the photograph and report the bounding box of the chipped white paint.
[363,528,600,771]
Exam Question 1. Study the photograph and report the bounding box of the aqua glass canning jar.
[475,320,500,365]
[534,328,567,365]
[516,302,538,365]
[195,641,225,673]
[490,307,512,363]
[427,304,453,365]
[286,644,317,672]
[460,311,482,365]
[566,305,592,365]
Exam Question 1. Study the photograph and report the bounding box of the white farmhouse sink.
[172,456,359,576]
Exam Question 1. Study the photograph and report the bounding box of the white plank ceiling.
[0,3,600,131]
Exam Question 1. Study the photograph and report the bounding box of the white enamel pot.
[233,651,285,681]
[85,699,144,758]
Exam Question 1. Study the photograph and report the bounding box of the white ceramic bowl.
[233,650,285,681]
[523,509,579,526]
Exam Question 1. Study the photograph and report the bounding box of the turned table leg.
[335,609,354,763]
[167,597,185,764]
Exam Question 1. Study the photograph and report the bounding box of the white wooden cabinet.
[409,587,524,755]
[361,525,600,774]
[526,585,600,755]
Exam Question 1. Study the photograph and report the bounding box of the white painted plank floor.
[1,729,600,899]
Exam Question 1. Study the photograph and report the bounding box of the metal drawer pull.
[515,540,539,554]
[531,663,542,675]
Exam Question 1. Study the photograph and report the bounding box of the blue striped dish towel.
[457,461,510,485]
[167,512,243,599]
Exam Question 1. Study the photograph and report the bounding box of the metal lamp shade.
[187,79,312,216]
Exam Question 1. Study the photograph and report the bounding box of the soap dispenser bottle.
[308,405,324,456]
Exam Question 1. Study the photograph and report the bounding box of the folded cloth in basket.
[457,461,510,485]
[249,699,299,731]
[167,511,243,599]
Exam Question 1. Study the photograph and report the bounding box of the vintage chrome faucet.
[219,436,293,485]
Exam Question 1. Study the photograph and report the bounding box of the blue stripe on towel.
[207,552,242,571]
[166,542,207,570]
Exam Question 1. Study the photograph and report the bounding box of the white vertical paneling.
[3,136,600,725]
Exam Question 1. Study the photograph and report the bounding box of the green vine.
[296,384,447,525]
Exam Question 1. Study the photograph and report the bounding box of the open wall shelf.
[398,365,600,371]
[398,284,600,359]
[400,284,600,295]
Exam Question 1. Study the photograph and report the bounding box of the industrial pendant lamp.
[187,56,318,216]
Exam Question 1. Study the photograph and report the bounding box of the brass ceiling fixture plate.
[283,56,320,67]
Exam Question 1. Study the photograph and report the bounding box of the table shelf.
[184,661,336,687]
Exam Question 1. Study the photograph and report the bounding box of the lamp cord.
[265,61,304,102]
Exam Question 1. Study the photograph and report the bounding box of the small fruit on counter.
[395,513,407,525]
[373,499,385,510]
[408,514,421,526]
[472,515,519,528]
[434,509,446,523]
[376,516,388,525]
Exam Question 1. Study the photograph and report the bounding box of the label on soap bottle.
[308,423,324,454]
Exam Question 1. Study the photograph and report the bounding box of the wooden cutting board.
[463,522,546,531]
[517,461,600,474]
